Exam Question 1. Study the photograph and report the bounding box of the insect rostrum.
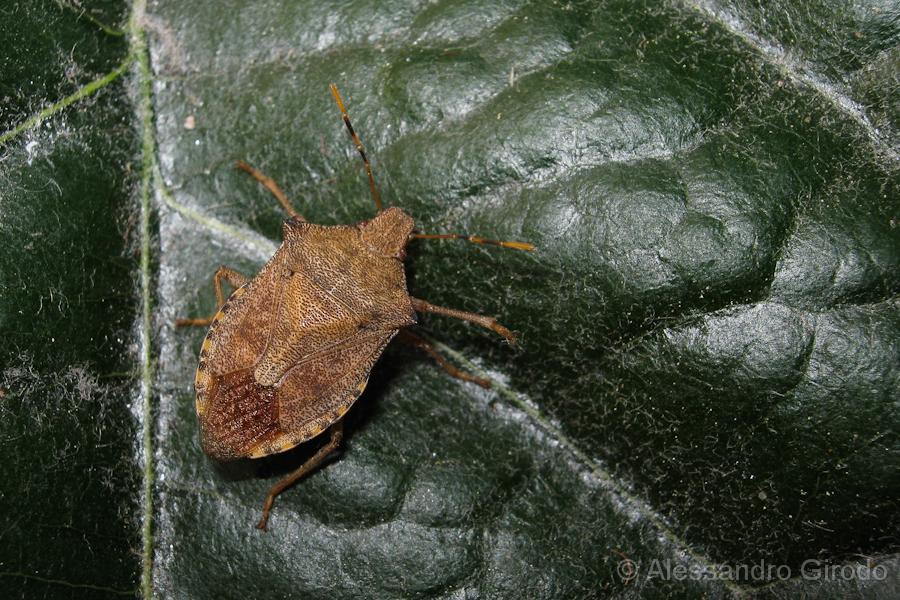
[176,84,533,531]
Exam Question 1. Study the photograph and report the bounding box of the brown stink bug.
[176,84,533,530]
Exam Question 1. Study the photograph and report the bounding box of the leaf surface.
[1,0,897,598]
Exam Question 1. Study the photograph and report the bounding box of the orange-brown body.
[194,207,416,461]
[177,83,531,530]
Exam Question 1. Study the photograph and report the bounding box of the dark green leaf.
[2,0,897,598]
[0,2,139,598]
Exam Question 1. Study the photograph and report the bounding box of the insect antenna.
[329,83,384,213]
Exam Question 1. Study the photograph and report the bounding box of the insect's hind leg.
[397,330,491,388]
[256,420,344,531]
[235,160,305,221]
[175,266,250,327]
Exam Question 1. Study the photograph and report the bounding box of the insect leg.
[397,329,491,388]
[175,266,250,327]
[256,420,344,531]
[410,232,534,252]
[235,160,305,221]
[329,83,383,213]
[409,297,517,346]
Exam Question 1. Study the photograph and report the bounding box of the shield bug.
[176,84,533,530]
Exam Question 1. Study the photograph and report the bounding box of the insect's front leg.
[235,160,304,221]
[175,266,250,327]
